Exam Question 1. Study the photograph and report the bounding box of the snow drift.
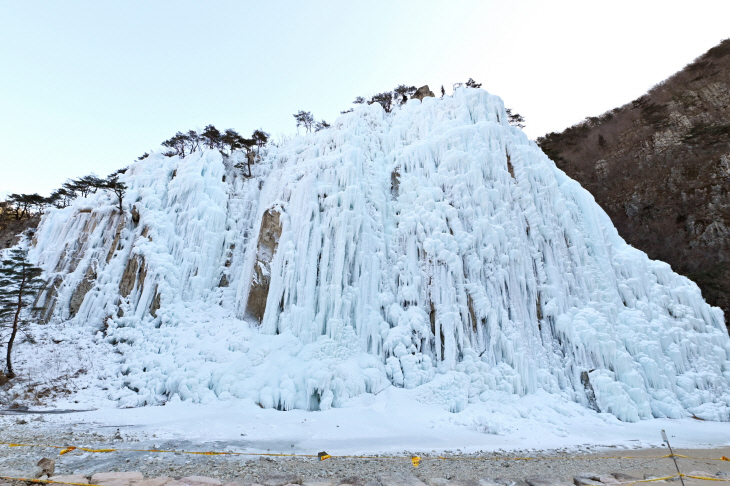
[28,88,730,421]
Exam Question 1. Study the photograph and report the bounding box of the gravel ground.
[1,417,729,485]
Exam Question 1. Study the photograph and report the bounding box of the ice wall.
[29,88,730,421]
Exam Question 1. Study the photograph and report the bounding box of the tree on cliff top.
[0,248,44,379]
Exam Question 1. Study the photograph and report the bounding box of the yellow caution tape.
[3,441,730,465]
[411,456,421,467]
[682,475,730,482]
[0,476,104,486]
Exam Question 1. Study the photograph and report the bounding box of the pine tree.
[369,92,394,113]
[252,129,269,155]
[393,85,417,105]
[293,111,315,133]
[314,120,330,132]
[0,248,44,379]
[102,174,127,213]
[201,125,222,149]
[505,108,526,129]
[221,129,245,153]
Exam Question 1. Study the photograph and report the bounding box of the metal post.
[662,430,685,486]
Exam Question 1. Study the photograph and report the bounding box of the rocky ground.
[0,418,728,486]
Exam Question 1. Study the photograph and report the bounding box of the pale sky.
[1,0,729,197]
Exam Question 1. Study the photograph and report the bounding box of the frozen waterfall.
[28,87,730,421]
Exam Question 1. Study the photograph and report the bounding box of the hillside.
[537,39,730,327]
[3,87,729,424]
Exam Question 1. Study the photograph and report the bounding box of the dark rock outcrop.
[245,208,282,323]
[411,85,435,101]
[537,39,730,328]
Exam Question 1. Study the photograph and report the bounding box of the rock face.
[537,39,730,328]
[0,214,40,250]
[245,208,282,323]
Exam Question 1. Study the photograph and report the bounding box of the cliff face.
[24,88,730,420]
[537,39,730,328]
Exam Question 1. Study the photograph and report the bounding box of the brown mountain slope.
[537,39,730,328]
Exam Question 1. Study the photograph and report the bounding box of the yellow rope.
[2,441,730,463]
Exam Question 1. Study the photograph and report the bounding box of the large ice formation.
[28,88,730,421]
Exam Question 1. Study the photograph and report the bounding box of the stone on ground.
[261,474,302,486]
[136,477,175,486]
[687,471,714,478]
[610,474,639,482]
[179,477,223,486]
[574,478,603,486]
[50,475,90,484]
[36,458,55,477]
[526,478,573,486]
[376,473,427,486]
[92,472,144,482]
[495,479,529,486]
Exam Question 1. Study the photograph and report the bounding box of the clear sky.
[1,0,729,197]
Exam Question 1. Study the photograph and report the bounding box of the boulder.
[598,478,619,484]
[425,480,448,486]
[261,475,302,486]
[573,479,602,486]
[91,472,144,486]
[136,478,175,486]
[411,86,435,101]
[36,457,55,477]
[50,475,89,484]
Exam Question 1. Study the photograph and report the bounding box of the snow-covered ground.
[4,390,730,455]
[3,87,729,451]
